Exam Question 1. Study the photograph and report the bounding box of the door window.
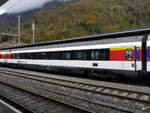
[125,49,133,60]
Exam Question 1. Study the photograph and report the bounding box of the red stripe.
[110,50,124,61]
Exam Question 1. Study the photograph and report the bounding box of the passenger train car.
[0,28,150,80]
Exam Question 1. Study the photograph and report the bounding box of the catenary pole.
[32,22,35,44]
[18,15,21,44]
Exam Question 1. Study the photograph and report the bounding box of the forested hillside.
[1,0,150,44]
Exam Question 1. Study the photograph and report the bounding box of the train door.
[4,54,7,64]
[147,35,150,73]
[134,46,141,72]
[123,46,140,72]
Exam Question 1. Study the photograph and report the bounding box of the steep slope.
[20,0,150,43]
[1,0,150,45]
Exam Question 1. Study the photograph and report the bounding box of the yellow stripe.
[110,47,135,51]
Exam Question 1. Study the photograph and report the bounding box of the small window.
[41,52,49,59]
[95,50,100,60]
[16,54,20,59]
[50,52,61,60]
[75,51,87,60]
[12,54,16,59]
[77,51,83,60]
[125,49,133,60]
[91,49,109,60]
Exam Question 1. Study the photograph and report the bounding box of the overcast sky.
[0,0,69,15]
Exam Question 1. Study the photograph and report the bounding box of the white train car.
[0,28,150,80]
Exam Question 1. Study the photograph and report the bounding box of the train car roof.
[1,27,150,50]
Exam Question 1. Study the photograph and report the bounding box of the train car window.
[91,49,109,60]
[83,51,88,60]
[21,53,25,59]
[48,52,52,59]
[125,49,133,60]
[105,49,110,60]
[70,51,74,60]
[32,53,36,59]
[62,52,71,60]
[100,49,110,60]
[95,50,100,60]
[77,51,82,60]
[32,52,38,59]
[36,52,42,59]
[20,53,22,59]
[74,51,79,60]
[21,53,24,59]
[40,52,47,59]
[62,52,66,60]
[16,54,20,59]
[20,53,23,59]
[26,53,31,59]
[37,52,42,59]
[12,54,15,59]
[11,49,110,60]
[46,52,50,59]
[50,52,60,60]
[15,54,17,59]
[31,53,35,59]
[91,51,95,60]
[75,51,87,60]
[54,52,60,60]
[25,53,29,59]
[85,50,91,60]
[29,53,33,59]
[66,52,71,60]
[23,53,26,59]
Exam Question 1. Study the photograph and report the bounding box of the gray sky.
[0,0,69,15]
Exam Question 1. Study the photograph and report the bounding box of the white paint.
[147,62,150,72]
[147,35,150,72]
[0,41,143,72]
[0,99,22,113]
[147,35,150,45]
[0,41,142,54]
[0,59,142,71]
[147,41,150,46]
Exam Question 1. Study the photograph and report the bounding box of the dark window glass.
[62,52,72,60]
[16,54,20,59]
[50,52,61,60]
[75,51,87,60]
[12,54,16,59]
[91,49,109,60]
[100,49,109,60]
[27,53,31,59]
[41,52,47,59]
[95,50,101,60]
[11,49,109,61]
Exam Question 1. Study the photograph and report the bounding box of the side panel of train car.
[0,36,144,78]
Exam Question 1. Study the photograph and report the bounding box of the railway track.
[0,67,149,112]
[0,79,93,113]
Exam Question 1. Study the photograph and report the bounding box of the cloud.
[0,8,6,15]
[0,0,70,15]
